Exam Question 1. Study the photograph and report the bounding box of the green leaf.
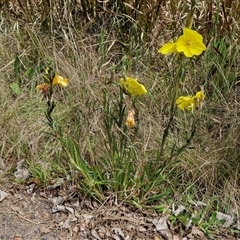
[10,82,21,95]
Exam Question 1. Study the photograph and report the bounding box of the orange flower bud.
[126,109,136,127]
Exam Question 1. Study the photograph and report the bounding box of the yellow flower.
[176,90,205,111]
[119,77,147,97]
[158,41,178,55]
[126,109,136,127]
[52,73,69,87]
[176,96,195,111]
[176,28,206,57]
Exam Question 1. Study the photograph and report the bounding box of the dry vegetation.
[0,0,239,237]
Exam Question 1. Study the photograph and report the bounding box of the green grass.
[0,0,239,236]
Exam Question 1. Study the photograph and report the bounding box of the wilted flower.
[176,28,206,57]
[176,90,205,111]
[126,109,136,127]
[158,28,206,57]
[36,83,49,94]
[119,77,147,97]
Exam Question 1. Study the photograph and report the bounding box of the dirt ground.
[0,182,239,240]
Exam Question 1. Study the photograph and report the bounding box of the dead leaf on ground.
[216,211,234,228]
[0,190,9,202]
[173,205,186,216]
[187,226,207,240]
[153,217,169,231]
[52,204,66,213]
[153,217,173,240]
[14,160,29,180]
[40,225,52,234]
[82,213,94,223]
[91,229,102,240]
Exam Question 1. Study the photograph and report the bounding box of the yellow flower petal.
[119,77,147,97]
[193,90,205,108]
[176,96,195,111]
[119,78,126,90]
[52,73,69,87]
[195,90,205,101]
[158,41,178,55]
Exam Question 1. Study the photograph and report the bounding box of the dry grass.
[0,0,240,234]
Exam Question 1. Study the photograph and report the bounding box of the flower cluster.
[176,90,205,111]
[119,76,147,127]
[158,28,206,57]
[36,73,69,94]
